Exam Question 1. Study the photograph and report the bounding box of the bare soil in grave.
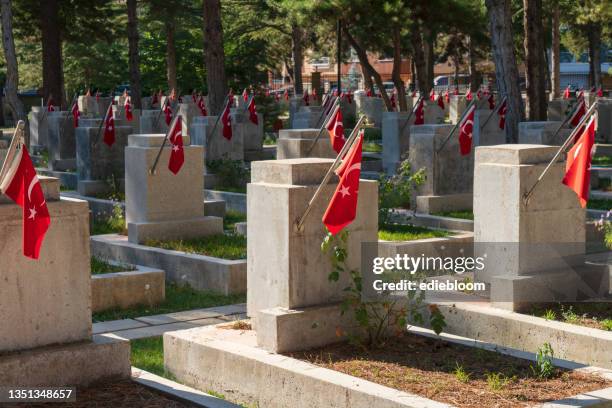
[528,302,612,331]
[289,333,611,408]
[4,379,197,407]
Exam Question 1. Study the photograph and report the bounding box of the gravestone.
[76,125,133,196]
[140,109,169,134]
[77,95,99,117]
[178,103,201,136]
[125,134,223,244]
[292,105,324,129]
[113,105,141,134]
[276,128,336,160]
[247,158,378,352]
[232,110,264,155]
[409,124,473,213]
[382,111,412,175]
[28,106,48,150]
[95,97,113,117]
[473,145,608,311]
[190,116,244,162]
[518,121,571,145]
[595,98,612,143]
[288,97,304,128]
[360,96,384,127]
[547,99,573,121]
[0,176,130,386]
[472,108,506,147]
[449,95,490,124]
[340,97,357,128]
[47,111,76,171]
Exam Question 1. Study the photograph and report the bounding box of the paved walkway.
[94,303,246,341]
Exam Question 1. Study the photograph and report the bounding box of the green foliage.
[542,309,557,321]
[486,372,511,391]
[206,159,249,193]
[432,211,474,220]
[454,362,471,383]
[531,343,555,379]
[378,224,449,241]
[145,233,247,260]
[223,210,247,231]
[91,257,132,274]
[560,305,579,323]
[93,282,245,322]
[91,204,126,236]
[378,159,425,226]
[130,337,174,379]
[602,319,612,331]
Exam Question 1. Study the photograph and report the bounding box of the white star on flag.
[28,206,37,220]
[339,185,350,197]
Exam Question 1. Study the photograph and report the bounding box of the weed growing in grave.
[91,257,132,274]
[378,158,425,227]
[321,230,445,349]
[560,305,580,324]
[542,309,557,321]
[91,204,126,235]
[601,319,612,331]
[595,209,612,249]
[531,342,555,379]
[454,363,471,383]
[130,337,175,380]
[206,158,249,192]
[485,372,511,391]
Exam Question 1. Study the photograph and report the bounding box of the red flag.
[151,92,159,106]
[71,102,80,127]
[247,97,258,125]
[346,90,352,104]
[333,88,339,97]
[458,104,475,156]
[562,116,596,208]
[498,99,507,130]
[488,94,495,110]
[221,102,232,140]
[0,145,50,259]
[390,92,397,109]
[163,102,173,126]
[192,91,197,102]
[322,133,363,235]
[429,89,436,101]
[275,92,280,102]
[168,116,184,175]
[444,89,450,103]
[284,89,289,101]
[170,88,177,102]
[47,99,55,112]
[124,97,133,121]
[466,89,473,101]
[95,91,100,102]
[242,88,248,102]
[411,89,417,97]
[326,108,345,153]
[303,90,310,106]
[312,87,318,101]
[476,89,482,100]
[597,88,603,97]
[569,99,586,127]
[265,88,270,97]
[197,96,208,116]
[414,98,425,125]
[436,94,445,110]
[366,88,373,97]
[577,89,584,101]
[454,87,459,95]
[563,86,571,99]
[103,106,115,146]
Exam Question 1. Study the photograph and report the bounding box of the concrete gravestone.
[276,128,336,160]
[47,111,76,171]
[0,176,130,386]
[28,106,49,150]
[125,133,223,243]
[518,121,572,145]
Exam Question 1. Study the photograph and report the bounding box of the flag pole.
[547,97,585,144]
[436,99,477,154]
[480,95,506,129]
[314,93,331,128]
[60,92,79,136]
[398,95,424,136]
[149,114,180,175]
[205,94,231,152]
[522,101,598,206]
[295,115,366,232]
[94,101,113,146]
[153,96,170,131]
[0,121,26,193]
[305,99,340,158]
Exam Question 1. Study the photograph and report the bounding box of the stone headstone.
[382,111,411,175]
[78,95,99,117]
[547,99,573,121]
[28,106,48,149]
[518,121,571,145]
[595,98,612,143]
[276,128,336,160]
[190,116,244,163]
[125,134,223,244]
[232,110,264,153]
[113,105,141,134]
[47,111,76,171]
[292,105,324,129]
[360,96,384,127]
[140,109,169,134]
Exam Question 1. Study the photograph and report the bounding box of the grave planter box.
[276,128,336,160]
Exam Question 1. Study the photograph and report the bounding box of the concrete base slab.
[36,168,78,190]
[416,193,473,213]
[127,216,223,244]
[49,158,76,172]
[205,199,226,218]
[77,179,125,197]
[204,173,219,189]
[91,234,246,295]
[205,190,246,213]
[388,211,474,232]
[0,336,130,387]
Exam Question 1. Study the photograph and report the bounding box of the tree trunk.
[551,1,560,98]
[523,0,547,120]
[291,25,303,95]
[362,69,374,91]
[127,0,142,109]
[422,25,434,94]
[392,25,408,112]
[486,0,524,142]
[202,0,227,115]
[165,18,178,92]
[468,36,481,92]
[411,26,427,94]
[587,23,602,89]
[40,0,64,108]
[342,23,392,110]
[0,0,25,125]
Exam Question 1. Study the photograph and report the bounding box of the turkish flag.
[563,86,571,99]
[312,87,318,101]
[444,89,450,103]
[47,101,55,112]
[192,91,197,103]
[95,91,100,102]
[498,99,507,130]
[569,99,586,127]
[476,89,482,100]
[436,94,445,110]
[163,102,173,126]
[303,90,310,106]
[366,88,373,97]
[327,108,345,153]
[103,107,115,146]
[265,88,270,97]
[458,104,475,156]
[322,132,363,235]
[168,116,184,175]
[242,88,248,102]
[221,102,232,140]
[346,90,352,104]
[0,145,50,259]
[411,89,417,97]
[197,96,207,116]
[597,88,603,97]
[465,89,473,101]
[284,89,289,101]
[414,98,425,125]
[390,92,397,109]
[151,92,159,106]
[454,87,459,95]
[429,89,436,101]
[577,89,584,101]
[488,94,495,110]
[124,97,133,121]
[71,102,80,127]
[247,97,258,125]
[562,116,596,208]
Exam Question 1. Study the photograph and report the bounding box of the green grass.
[91,256,133,274]
[145,233,246,260]
[224,210,246,231]
[592,156,612,167]
[91,218,126,235]
[213,185,247,194]
[93,282,245,321]
[363,142,382,153]
[378,224,449,241]
[130,337,171,379]
[587,199,612,210]
[432,210,474,220]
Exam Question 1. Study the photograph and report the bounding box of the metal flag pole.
[94,101,114,145]
[547,97,586,144]
[0,121,26,192]
[398,95,424,136]
[436,99,477,154]
[153,95,170,130]
[60,92,79,136]
[314,94,331,128]
[295,115,366,232]
[149,114,180,175]
[480,95,507,129]
[205,94,231,152]
[305,99,340,158]
[522,101,599,206]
